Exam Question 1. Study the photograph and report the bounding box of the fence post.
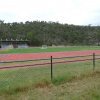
[93,53,95,71]
[51,56,53,81]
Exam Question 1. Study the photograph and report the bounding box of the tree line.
[0,20,100,46]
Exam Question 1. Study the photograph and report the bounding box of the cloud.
[0,0,100,25]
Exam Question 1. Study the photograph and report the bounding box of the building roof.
[0,39,29,42]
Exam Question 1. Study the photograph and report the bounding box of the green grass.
[0,46,100,54]
[0,61,100,99]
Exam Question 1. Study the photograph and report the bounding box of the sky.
[0,0,100,25]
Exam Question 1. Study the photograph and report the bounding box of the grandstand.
[0,39,29,49]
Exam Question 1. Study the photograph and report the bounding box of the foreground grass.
[0,46,100,54]
[0,61,100,99]
[0,72,99,100]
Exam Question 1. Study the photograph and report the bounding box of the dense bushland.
[0,20,100,46]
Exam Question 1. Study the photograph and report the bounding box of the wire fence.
[0,53,100,70]
[0,52,100,96]
[0,53,100,80]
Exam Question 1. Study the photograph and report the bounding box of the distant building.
[0,39,29,49]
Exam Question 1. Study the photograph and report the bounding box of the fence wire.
[0,54,100,70]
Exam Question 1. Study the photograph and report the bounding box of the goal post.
[41,45,48,49]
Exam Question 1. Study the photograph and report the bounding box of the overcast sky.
[0,0,100,25]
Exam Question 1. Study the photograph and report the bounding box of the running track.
[0,50,100,62]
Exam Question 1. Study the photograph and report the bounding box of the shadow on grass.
[52,71,100,85]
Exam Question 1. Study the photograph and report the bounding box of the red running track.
[0,50,100,62]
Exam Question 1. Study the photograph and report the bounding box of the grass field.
[0,46,100,54]
[0,46,100,99]
[0,61,100,100]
